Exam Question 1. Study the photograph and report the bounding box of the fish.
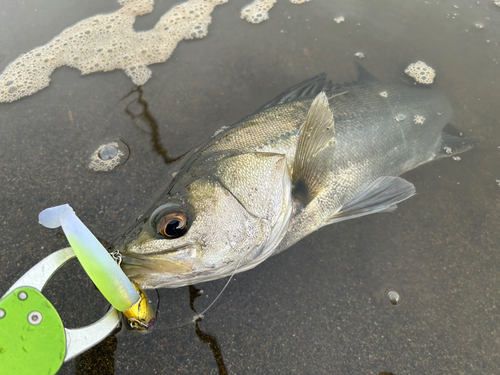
[112,65,476,289]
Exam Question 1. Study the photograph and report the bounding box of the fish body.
[115,67,474,289]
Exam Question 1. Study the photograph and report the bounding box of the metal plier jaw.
[0,247,120,374]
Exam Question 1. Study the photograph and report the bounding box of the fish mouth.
[119,242,200,278]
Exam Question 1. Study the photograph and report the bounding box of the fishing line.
[138,251,246,329]
[194,249,247,320]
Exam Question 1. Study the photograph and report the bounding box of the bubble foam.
[241,0,310,24]
[0,0,308,103]
[89,142,125,171]
[413,115,426,124]
[404,61,436,85]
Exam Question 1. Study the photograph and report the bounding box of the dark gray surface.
[1,0,499,374]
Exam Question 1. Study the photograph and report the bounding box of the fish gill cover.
[0,0,309,103]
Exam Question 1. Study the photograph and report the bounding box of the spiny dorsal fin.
[292,92,336,205]
[355,62,378,83]
[257,73,333,112]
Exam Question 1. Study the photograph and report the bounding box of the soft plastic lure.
[39,204,140,311]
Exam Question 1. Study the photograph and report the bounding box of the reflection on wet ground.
[190,286,229,375]
[73,285,229,374]
[123,86,185,165]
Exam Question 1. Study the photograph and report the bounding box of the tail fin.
[437,124,478,159]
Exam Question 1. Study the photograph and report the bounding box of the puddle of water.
[1,0,499,374]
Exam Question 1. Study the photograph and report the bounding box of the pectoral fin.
[292,92,336,205]
[325,176,416,225]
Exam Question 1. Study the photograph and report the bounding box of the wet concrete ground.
[1,0,499,374]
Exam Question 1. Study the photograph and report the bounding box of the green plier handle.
[0,247,121,375]
[0,203,155,375]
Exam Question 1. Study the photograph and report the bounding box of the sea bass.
[113,66,474,289]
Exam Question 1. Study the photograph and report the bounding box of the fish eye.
[151,204,188,239]
[157,212,187,238]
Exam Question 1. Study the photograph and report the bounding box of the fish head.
[116,151,293,288]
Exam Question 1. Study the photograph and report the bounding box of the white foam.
[404,61,436,85]
[413,114,425,124]
[241,0,310,24]
[394,113,406,122]
[0,0,308,103]
[241,0,277,24]
[89,142,125,172]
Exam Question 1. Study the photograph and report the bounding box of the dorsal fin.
[292,92,336,205]
[256,64,376,113]
[256,73,333,112]
[355,62,378,83]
